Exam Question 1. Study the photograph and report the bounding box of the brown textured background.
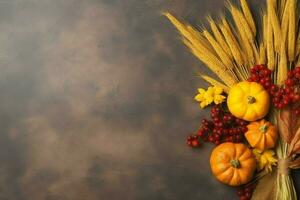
[0,0,300,199]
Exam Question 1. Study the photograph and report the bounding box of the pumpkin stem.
[247,96,256,104]
[259,124,269,133]
[230,159,241,168]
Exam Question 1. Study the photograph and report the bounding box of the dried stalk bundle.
[164,13,238,87]
[165,0,300,199]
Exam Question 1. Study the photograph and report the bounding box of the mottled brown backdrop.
[0,0,300,199]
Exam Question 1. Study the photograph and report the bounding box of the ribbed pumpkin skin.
[227,81,270,122]
[245,119,277,151]
[210,142,256,186]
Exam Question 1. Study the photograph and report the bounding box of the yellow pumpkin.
[210,142,256,186]
[245,119,277,151]
[227,81,270,121]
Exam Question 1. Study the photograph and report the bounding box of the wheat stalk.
[281,0,289,44]
[280,0,287,17]
[240,0,256,36]
[263,13,268,48]
[230,6,255,65]
[163,13,238,86]
[277,41,288,84]
[288,0,296,61]
[183,38,237,86]
[186,25,215,52]
[207,17,232,58]
[267,12,275,70]
[259,43,266,64]
[268,0,282,53]
[203,30,234,69]
[220,17,244,66]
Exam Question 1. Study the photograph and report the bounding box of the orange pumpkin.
[210,142,256,186]
[245,119,277,151]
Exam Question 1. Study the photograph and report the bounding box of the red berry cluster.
[248,64,272,89]
[284,67,300,112]
[248,65,300,110]
[237,184,256,200]
[186,135,200,147]
[187,104,248,147]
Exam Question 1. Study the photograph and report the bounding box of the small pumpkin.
[245,119,277,151]
[227,81,270,121]
[210,142,256,186]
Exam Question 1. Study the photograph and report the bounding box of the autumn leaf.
[277,108,292,143]
[251,170,277,200]
[289,127,300,155]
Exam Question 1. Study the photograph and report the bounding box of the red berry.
[278,103,284,109]
[240,196,247,200]
[288,70,294,77]
[197,129,205,137]
[293,94,300,102]
[286,79,294,86]
[191,140,200,147]
[214,140,221,145]
[265,81,271,88]
[208,136,214,143]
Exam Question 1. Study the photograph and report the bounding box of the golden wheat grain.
[164,13,237,81]
[280,0,287,18]
[277,41,288,85]
[203,30,233,69]
[220,17,244,66]
[222,12,250,78]
[288,0,296,61]
[267,12,275,70]
[268,0,277,10]
[281,0,289,45]
[183,38,237,86]
[207,17,232,58]
[267,0,282,53]
[164,13,218,62]
[167,18,237,83]
[263,13,268,47]
[240,0,256,36]
[186,25,214,52]
[231,5,254,43]
[251,42,260,64]
[230,6,254,65]
[259,43,266,64]
[164,13,191,39]
[200,74,230,93]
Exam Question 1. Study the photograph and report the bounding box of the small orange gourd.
[210,142,256,186]
[245,119,277,151]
